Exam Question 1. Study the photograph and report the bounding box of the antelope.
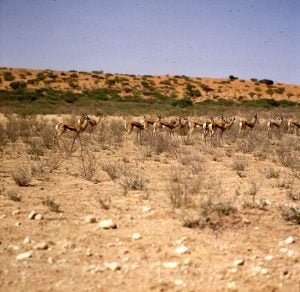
[153,115,179,136]
[54,113,90,150]
[124,117,145,140]
[287,119,300,134]
[238,113,259,137]
[174,116,189,137]
[267,116,283,137]
[203,116,225,142]
[208,117,235,145]
[78,112,104,137]
[143,116,156,131]
[187,117,210,138]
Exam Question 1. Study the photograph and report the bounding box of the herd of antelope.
[53,112,300,148]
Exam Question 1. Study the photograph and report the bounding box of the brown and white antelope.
[287,119,300,134]
[187,117,210,138]
[238,113,259,137]
[204,116,235,145]
[54,113,90,150]
[78,112,104,137]
[143,116,156,131]
[153,115,179,136]
[124,117,145,140]
[267,116,283,137]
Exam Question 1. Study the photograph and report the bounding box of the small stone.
[16,251,32,260]
[175,237,187,245]
[105,262,121,271]
[228,268,238,274]
[15,222,21,226]
[174,279,184,286]
[34,242,48,250]
[48,257,54,264]
[28,211,37,220]
[142,206,152,213]
[279,247,288,253]
[233,259,244,266]
[132,233,142,240]
[253,266,268,275]
[34,214,43,220]
[175,245,188,255]
[264,255,273,261]
[284,236,295,245]
[12,210,20,215]
[23,237,31,245]
[261,268,269,275]
[98,219,117,229]
[279,236,295,246]
[9,245,19,250]
[85,215,96,224]
[163,261,178,269]
[0,214,6,219]
[227,281,237,291]
[183,258,192,266]
[287,250,295,257]
[86,248,92,256]
[242,218,251,224]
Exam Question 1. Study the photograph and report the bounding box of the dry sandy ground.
[0,115,300,292]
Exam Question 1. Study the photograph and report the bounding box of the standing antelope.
[187,117,210,138]
[238,113,259,137]
[203,116,225,142]
[54,113,90,150]
[153,115,179,136]
[78,112,104,137]
[143,116,155,131]
[267,116,283,137]
[287,119,300,134]
[206,117,235,145]
[124,117,145,140]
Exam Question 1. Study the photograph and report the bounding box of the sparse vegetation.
[42,196,60,212]
[12,166,32,186]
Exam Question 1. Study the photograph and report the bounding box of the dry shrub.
[265,167,280,179]
[177,150,203,175]
[7,190,22,202]
[42,196,60,212]
[232,155,247,172]
[39,122,56,149]
[183,194,237,230]
[140,132,179,155]
[276,147,297,168]
[100,161,127,180]
[236,138,256,153]
[6,116,20,143]
[286,185,300,201]
[80,150,97,181]
[119,173,146,191]
[27,137,44,157]
[280,205,300,224]
[95,119,124,147]
[18,117,33,143]
[0,124,8,150]
[98,195,111,210]
[12,165,32,186]
[242,182,260,208]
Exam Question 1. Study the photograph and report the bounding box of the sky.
[0,0,299,84]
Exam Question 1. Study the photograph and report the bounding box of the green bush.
[259,79,274,86]
[3,71,15,81]
[229,75,238,80]
[10,81,27,90]
[172,98,193,107]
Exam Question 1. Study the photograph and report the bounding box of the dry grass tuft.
[12,165,32,186]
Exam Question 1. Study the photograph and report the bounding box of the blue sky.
[0,0,299,84]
